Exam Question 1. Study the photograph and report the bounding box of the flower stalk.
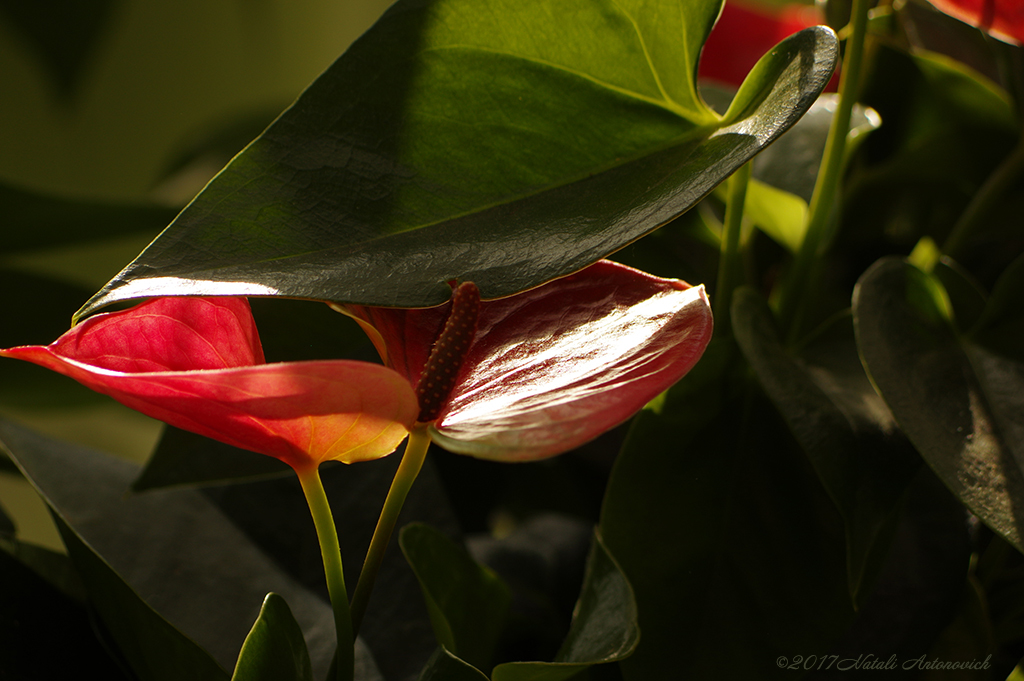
[296,465,355,681]
[350,425,433,636]
[779,0,870,342]
[715,161,751,337]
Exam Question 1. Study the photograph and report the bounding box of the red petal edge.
[1,298,418,470]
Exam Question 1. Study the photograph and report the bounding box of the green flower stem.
[778,0,870,342]
[296,465,354,681]
[350,425,432,636]
[942,132,1024,259]
[715,161,751,337]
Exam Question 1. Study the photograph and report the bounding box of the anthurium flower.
[343,260,713,461]
[0,296,419,472]
[700,1,837,90]
[927,0,1023,44]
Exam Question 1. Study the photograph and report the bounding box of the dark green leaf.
[231,593,313,681]
[0,535,133,680]
[417,647,490,681]
[76,0,837,315]
[742,180,806,253]
[853,257,1024,553]
[600,343,854,679]
[824,468,972,666]
[490,531,638,681]
[54,514,230,681]
[845,43,1020,255]
[750,94,880,204]
[133,426,291,492]
[974,251,1024,358]
[0,417,346,680]
[933,257,988,333]
[400,523,511,671]
[0,534,86,602]
[732,288,920,602]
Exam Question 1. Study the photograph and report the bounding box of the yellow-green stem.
[715,162,752,337]
[350,425,432,636]
[779,0,870,342]
[296,465,354,681]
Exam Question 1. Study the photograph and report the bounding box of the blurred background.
[0,0,395,550]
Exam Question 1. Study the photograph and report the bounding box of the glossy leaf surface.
[345,261,714,461]
[400,523,511,671]
[231,593,313,681]
[76,0,837,315]
[853,257,1024,552]
[1,297,418,470]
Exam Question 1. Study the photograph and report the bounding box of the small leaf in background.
[853,257,1024,553]
[743,180,808,253]
[489,530,638,681]
[1,296,419,470]
[76,0,837,314]
[732,287,921,603]
[231,593,313,681]
[400,523,511,671]
[346,261,713,461]
[417,647,490,681]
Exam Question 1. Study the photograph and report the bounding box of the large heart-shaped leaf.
[76,0,837,316]
[853,257,1024,553]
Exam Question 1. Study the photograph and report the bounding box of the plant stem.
[942,132,1024,259]
[296,465,354,681]
[350,425,432,636]
[778,0,870,342]
[715,161,751,337]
